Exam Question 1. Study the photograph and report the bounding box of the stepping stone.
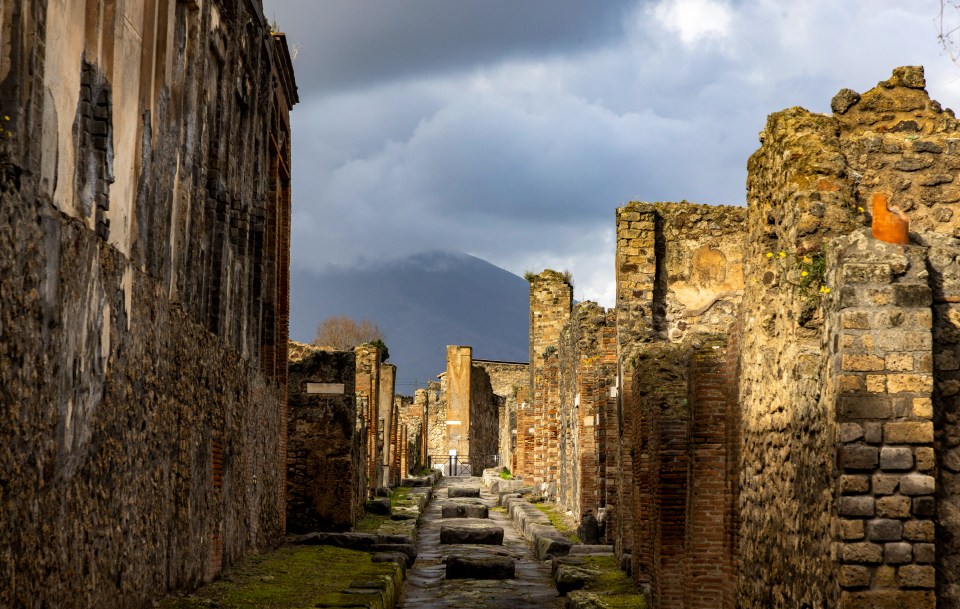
[446,555,516,580]
[439,524,504,545]
[441,504,489,519]
[370,543,417,567]
[448,487,481,498]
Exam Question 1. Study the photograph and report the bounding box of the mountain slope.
[289,251,529,393]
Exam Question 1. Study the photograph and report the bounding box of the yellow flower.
[801,271,809,277]
[3,115,9,121]
[779,251,786,258]
[765,252,773,258]
[819,285,831,294]
[802,256,811,264]
[858,206,864,213]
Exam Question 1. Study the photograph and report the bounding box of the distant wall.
[474,360,528,471]
[286,349,361,533]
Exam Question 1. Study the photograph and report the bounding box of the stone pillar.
[355,344,380,492]
[614,205,657,558]
[426,380,445,466]
[446,345,472,461]
[829,234,935,609]
[528,270,572,486]
[379,363,396,486]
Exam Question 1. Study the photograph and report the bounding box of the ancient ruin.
[0,1,297,607]
[6,2,960,604]
[513,66,959,609]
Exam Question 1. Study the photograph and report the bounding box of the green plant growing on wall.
[542,345,558,359]
[523,271,537,282]
[764,247,829,299]
[369,338,390,363]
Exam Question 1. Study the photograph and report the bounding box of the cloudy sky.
[265,0,960,308]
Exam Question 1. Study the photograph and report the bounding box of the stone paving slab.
[398,477,563,609]
[439,522,504,545]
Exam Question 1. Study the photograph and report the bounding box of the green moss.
[158,545,400,609]
[533,502,581,543]
[575,556,647,609]
[353,511,389,533]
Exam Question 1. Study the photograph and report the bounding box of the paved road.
[398,476,563,609]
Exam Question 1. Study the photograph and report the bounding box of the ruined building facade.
[521,67,960,609]
[0,1,297,607]
[421,346,525,475]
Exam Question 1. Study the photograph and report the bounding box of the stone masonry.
[520,67,960,608]
[286,346,363,533]
[0,2,297,608]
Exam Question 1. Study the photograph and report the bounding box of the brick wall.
[528,270,572,485]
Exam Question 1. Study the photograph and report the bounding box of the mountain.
[289,251,530,393]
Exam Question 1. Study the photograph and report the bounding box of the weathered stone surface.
[439,524,504,545]
[879,447,913,471]
[568,545,614,556]
[839,496,876,518]
[366,498,392,516]
[369,544,416,568]
[832,88,861,114]
[552,559,596,595]
[841,590,935,609]
[441,504,489,519]
[866,519,902,542]
[292,532,379,551]
[900,474,935,496]
[576,513,601,545]
[883,542,912,564]
[448,487,482,498]
[536,535,573,560]
[445,555,516,580]
[371,552,409,575]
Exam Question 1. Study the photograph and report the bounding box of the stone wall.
[517,65,960,609]
[425,380,446,467]
[286,348,362,533]
[469,363,498,473]
[473,360,528,472]
[396,395,422,476]
[0,2,297,606]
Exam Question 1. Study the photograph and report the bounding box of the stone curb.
[303,476,441,609]
[503,496,572,560]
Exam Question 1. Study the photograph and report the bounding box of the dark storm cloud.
[266,0,636,93]
[267,0,959,306]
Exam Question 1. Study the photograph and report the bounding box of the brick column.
[528,270,572,485]
[615,204,657,559]
[830,235,935,609]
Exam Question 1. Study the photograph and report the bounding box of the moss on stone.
[573,556,647,609]
[157,545,400,609]
[533,502,581,543]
